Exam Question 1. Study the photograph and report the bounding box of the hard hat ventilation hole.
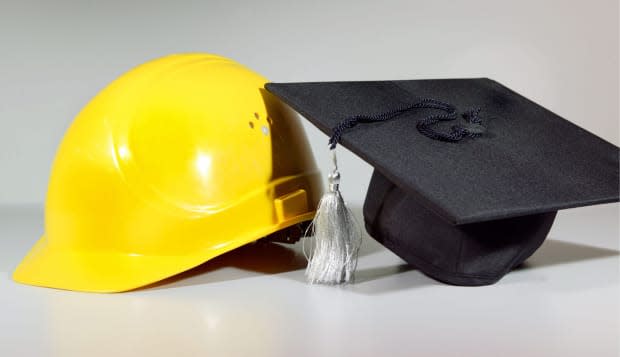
[267,116,273,125]
[248,121,254,129]
[254,112,260,120]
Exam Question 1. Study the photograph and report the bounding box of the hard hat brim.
[12,212,313,293]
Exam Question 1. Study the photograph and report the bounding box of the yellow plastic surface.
[13,54,322,292]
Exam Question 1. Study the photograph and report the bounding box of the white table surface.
[1,203,618,357]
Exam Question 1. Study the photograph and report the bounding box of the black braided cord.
[328,99,485,149]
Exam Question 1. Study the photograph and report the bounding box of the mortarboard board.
[265,78,619,286]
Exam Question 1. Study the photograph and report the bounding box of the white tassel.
[303,150,361,284]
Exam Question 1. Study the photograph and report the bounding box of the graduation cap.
[265,78,619,286]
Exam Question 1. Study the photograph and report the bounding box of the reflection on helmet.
[13,53,322,292]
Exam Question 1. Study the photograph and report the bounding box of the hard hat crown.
[13,54,322,292]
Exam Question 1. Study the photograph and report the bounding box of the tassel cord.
[328,99,484,147]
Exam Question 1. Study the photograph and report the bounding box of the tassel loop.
[328,150,341,192]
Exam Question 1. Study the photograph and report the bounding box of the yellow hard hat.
[13,53,322,292]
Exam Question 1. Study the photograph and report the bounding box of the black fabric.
[265,78,619,286]
[266,79,619,224]
[364,170,557,285]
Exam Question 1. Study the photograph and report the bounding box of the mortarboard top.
[265,78,619,286]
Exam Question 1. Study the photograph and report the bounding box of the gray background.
[1,0,618,206]
[1,2,619,356]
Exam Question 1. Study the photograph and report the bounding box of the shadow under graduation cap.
[139,237,618,293]
[265,78,619,286]
[348,239,619,296]
[137,202,618,292]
